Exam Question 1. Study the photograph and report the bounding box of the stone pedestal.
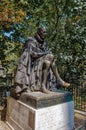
[0,106,3,120]
[6,91,74,130]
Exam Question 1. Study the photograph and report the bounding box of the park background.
[0,1,86,128]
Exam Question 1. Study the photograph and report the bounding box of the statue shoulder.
[25,37,37,48]
[26,37,36,43]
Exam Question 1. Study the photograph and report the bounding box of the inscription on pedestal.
[28,111,35,130]
[6,97,36,130]
[35,101,74,130]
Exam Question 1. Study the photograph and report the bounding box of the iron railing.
[0,67,14,106]
[62,84,86,112]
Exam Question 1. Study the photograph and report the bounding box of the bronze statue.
[14,27,70,97]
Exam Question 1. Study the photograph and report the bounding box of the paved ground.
[0,121,11,130]
[74,112,86,129]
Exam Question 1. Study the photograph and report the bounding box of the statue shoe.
[62,82,70,88]
[30,85,36,92]
[41,84,51,94]
[15,93,21,99]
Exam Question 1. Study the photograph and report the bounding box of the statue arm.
[30,43,49,58]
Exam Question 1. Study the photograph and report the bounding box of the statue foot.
[41,84,51,94]
[62,82,70,88]
[31,85,36,92]
[16,93,21,99]
[24,88,31,93]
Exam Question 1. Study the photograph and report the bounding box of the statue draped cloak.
[15,35,57,93]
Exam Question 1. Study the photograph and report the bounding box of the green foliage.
[0,0,86,85]
[0,35,22,72]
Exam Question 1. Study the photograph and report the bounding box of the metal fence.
[72,86,86,112]
[62,73,86,112]
[0,70,14,106]
[62,84,86,112]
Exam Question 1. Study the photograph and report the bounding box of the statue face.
[38,27,47,39]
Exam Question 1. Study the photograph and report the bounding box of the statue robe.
[15,36,56,93]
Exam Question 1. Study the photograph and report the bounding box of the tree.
[0,0,26,70]
[0,0,85,85]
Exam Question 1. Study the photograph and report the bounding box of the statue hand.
[44,51,49,55]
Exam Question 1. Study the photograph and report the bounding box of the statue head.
[37,26,47,39]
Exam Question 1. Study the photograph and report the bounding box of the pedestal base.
[6,91,74,130]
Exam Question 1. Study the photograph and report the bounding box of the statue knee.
[46,54,54,61]
[44,60,51,68]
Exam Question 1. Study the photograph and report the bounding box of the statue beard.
[34,33,44,44]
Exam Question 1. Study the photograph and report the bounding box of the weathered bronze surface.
[13,27,70,99]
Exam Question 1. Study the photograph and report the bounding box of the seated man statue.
[15,27,70,97]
